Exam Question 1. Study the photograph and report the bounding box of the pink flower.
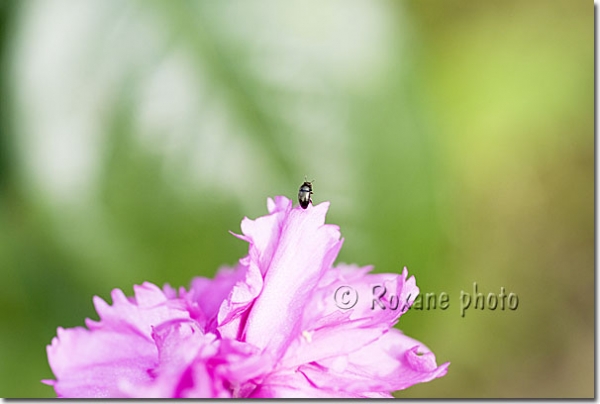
[44,196,449,398]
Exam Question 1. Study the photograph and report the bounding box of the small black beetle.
[298,178,314,209]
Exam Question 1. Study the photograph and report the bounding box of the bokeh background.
[0,0,592,398]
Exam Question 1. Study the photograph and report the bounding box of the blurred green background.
[0,0,592,398]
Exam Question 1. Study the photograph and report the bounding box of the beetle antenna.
[303,176,315,184]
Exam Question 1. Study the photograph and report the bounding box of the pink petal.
[46,326,157,398]
[248,371,386,398]
[120,319,272,398]
[308,265,419,327]
[184,268,241,322]
[181,261,264,339]
[280,266,419,369]
[122,320,229,398]
[240,198,343,358]
[86,283,191,339]
[300,328,449,393]
[215,260,263,335]
[48,283,192,397]
[282,314,386,369]
[212,338,273,386]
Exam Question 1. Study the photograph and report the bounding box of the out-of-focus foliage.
[0,0,592,398]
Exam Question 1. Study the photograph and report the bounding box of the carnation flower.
[44,196,449,398]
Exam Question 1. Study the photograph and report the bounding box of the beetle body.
[298,180,313,209]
